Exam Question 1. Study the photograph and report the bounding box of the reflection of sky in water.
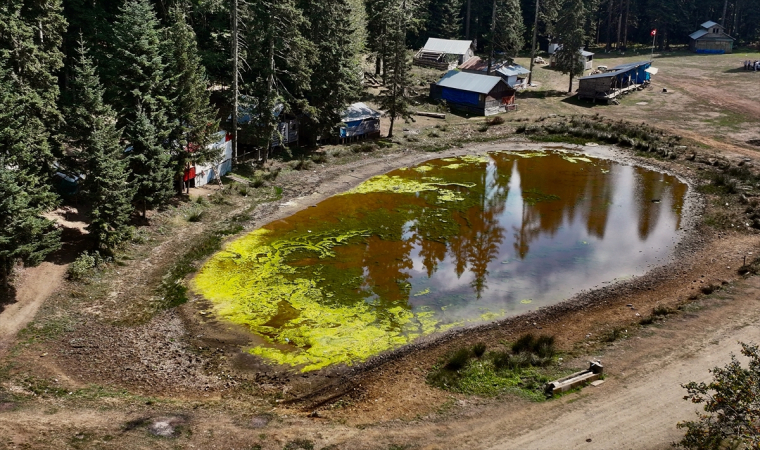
[392,153,686,325]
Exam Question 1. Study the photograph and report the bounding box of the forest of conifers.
[1,0,759,285]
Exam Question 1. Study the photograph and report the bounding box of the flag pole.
[650,30,656,62]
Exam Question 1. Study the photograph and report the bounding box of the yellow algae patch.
[520,299,533,304]
[192,228,449,372]
[413,288,431,297]
[442,163,463,169]
[561,155,593,164]
[459,154,490,164]
[342,174,474,200]
[498,151,547,158]
[414,165,433,173]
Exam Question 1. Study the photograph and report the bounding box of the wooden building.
[414,38,475,69]
[689,21,735,54]
[430,70,515,116]
[459,57,531,89]
[550,48,595,71]
[577,61,655,104]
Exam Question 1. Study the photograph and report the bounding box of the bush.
[472,342,487,358]
[293,157,311,171]
[511,333,536,354]
[352,142,378,153]
[251,177,265,188]
[511,333,556,358]
[187,209,204,222]
[67,251,109,281]
[311,153,328,164]
[237,184,250,196]
[652,305,674,316]
[534,335,556,358]
[444,348,471,371]
[195,196,207,206]
[676,342,760,448]
[486,116,505,126]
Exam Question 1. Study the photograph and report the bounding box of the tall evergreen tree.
[428,0,462,39]
[380,0,414,138]
[243,0,313,158]
[129,108,174,217]
[0,71,61,287]
[493,0,526,59]
[553,0,586,92]
[164,4,219,184]
[65,42,134,251]
[300,0,362,145]
[109,0,175,215]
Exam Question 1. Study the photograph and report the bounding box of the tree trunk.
[721,0,728,26]
[527,0,539,85]
[622,0,630,47]
[568,73,573,93]
[487,0,497,74]
[466,0,471,39]
[375,55,381,76]
[605,0,613,51]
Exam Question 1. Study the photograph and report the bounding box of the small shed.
[430,70,516,116]
[340,102,381,142]
[459,57,531,89]
[414,38,475,69]
[187,131,233,188]
[577,61,654,104]
[550,48,595,71]
[689,21,734,54]
[236,100,299,148]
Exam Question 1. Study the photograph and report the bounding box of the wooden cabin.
[414,38,475,69]
[550,48,595,71]
[689,21,735,54]
[430,70,516,116]
[459,57,531,89]
[577,61,655,104]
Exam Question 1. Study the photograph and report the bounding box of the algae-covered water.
[193,150,687,371]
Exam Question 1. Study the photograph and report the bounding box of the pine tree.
[428,0,462,39]
[164,4,219,183]
[109,0,171,140]
[553,0,586,92]
[109,0,175,215]
[129,109,174,217]
[65,42,134,252]
[243,0,314,158]
[300,0,362,145]
[380,0,414,138]
[493,0,526,59]
[0,72,61,287]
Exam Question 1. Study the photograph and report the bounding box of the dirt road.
[0,263,66,356]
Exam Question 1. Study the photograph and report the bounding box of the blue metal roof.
[701,21,719,29]
[496,63,531,77]
[436,70,505,94]
[579,61,651,80]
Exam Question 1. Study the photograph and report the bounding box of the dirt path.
[0,263,67,356]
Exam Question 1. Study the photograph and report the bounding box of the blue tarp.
[696,49,725,54]
[440,87,480,106]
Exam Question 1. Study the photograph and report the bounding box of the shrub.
[472,342,487,358]
[444,348,471,371]
[67,251,109,281]
[187,209,204,222]
[653,305,674,316]
[511,333,536,354]
[251,177,265,188]
[534,335,556,358]
[293,157,311,171]
[477,123,489,132]
[311,153,328,164]
[237,184,250,196]
[486,116,505,126]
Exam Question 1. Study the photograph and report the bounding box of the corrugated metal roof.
[497,63,531,77]
[423,38,473,55]
[701,21,719,29]
[436,70,504,94]
[459,56,489,71]
[690,29,708,40]
[580,50,594,57]
[341,102,381,122]
[579,61,651,80]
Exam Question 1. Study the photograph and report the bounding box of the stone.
[590,380,605,387]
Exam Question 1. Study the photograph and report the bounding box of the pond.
[192,150,688,371]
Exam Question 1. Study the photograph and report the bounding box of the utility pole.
[231,0,239,163]
[527,0,539,85]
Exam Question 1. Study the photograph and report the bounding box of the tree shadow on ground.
[0,285,17,315]
[519,89,571,99]
[562,95,603,108]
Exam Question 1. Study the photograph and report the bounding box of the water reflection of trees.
[282,152,687,310]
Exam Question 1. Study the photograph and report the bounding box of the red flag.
[651,29,657,36]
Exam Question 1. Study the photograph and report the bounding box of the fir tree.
[300,0,362,145]
[243,0,313,158]
[0,71,61,287]
[128,109,174,218]
[164,4,219,183]
[109,0,171,140]
[65,42,134,251]
[428,0,462,39]
[493,0,526,60]
[109,0,175,214]
[553,0,586,92]
[380,0,414,138]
